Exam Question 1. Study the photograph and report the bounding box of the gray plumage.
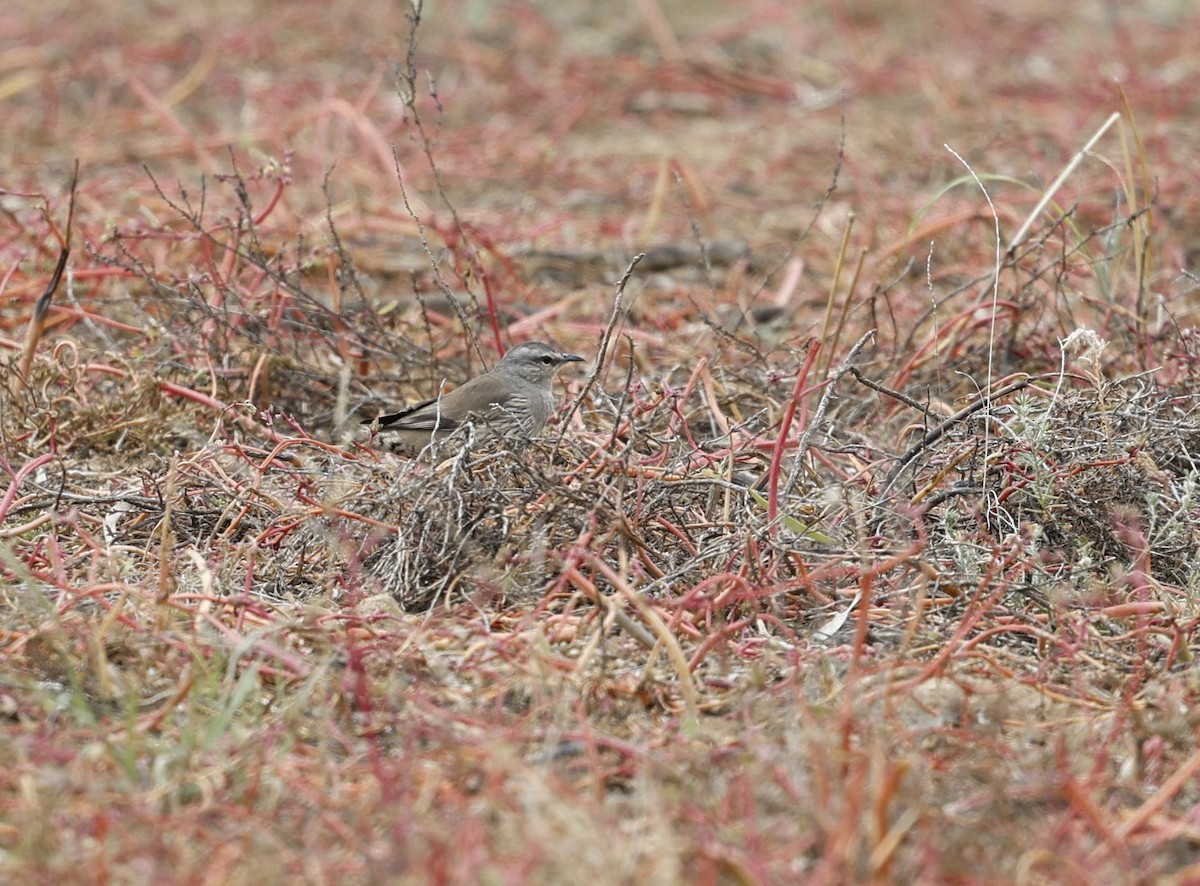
[364,341,585,453]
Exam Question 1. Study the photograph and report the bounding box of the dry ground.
[3,0,1200,883]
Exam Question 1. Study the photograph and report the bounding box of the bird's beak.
[561,353,585,364]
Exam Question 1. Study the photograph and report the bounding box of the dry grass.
[4,0,1200,882]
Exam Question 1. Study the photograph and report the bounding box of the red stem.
[767,340,820,531]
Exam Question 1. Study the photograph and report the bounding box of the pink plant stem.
[0,452,56,523]
[767,340,820,531]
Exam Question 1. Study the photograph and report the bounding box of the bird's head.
[498,341,585,385]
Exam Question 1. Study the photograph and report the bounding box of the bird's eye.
[539,356,555,364]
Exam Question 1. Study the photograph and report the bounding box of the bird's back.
[365,341,582,455]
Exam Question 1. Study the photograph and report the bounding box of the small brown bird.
[364,341,585,453]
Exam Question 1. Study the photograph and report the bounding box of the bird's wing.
[368,396,457,432]
[365,376,520,432]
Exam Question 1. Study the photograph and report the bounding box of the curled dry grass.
[4,167,1200,881]
[4,1,1200,883]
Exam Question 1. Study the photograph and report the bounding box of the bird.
[363,341,585,454]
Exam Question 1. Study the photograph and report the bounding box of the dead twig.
[12,161,79,395]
